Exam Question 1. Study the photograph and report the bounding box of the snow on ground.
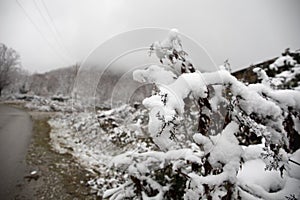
[48,104,158,196]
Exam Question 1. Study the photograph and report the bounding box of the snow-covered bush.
[22,95,84,112]
[103,29,300,199]
[271,49,300,90]
[49,104,159,196]
[257,48,300,90]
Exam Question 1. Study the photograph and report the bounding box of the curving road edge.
[0,104,33,199]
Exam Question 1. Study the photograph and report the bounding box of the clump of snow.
[133,65,177,85]
[238,159,285,192]
[248,83,300,111]
[253,67,271,86]
[150,29,183,66]
[238,157,300,200]
[193,133,213,153]
[208,122,242,168]
[276,64,300,85]
[142,71,209,150]
[242,143,264,161]
[104,146,204,199]
[269,55,297,70]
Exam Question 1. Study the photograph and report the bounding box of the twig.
[175,169,190,179]
[237,183,263,199]
[289,159,300,166]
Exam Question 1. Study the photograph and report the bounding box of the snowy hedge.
[102,29,300,200]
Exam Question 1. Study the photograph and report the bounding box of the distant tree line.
[0,42,82,98]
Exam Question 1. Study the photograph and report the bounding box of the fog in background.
[1,0,299,73]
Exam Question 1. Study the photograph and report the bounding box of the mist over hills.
[3,48,299,108]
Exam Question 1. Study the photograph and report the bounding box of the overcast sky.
[0,0,299,73]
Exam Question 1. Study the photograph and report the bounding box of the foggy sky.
[0,0,299,73]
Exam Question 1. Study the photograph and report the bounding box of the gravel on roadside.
[14,111,100,200]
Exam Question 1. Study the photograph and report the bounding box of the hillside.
[28,48,300,99]
[28,65,79,96]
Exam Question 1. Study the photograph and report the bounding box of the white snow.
[208,122,243,168]
[287,149,300,179]
[133,65,177,85]
[269,55,297,70]
[238,158,300,200]
[242,144,264,161]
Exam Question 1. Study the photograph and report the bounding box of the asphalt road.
[0,105,32,199]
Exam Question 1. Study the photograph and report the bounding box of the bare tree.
[0,43,20,96]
